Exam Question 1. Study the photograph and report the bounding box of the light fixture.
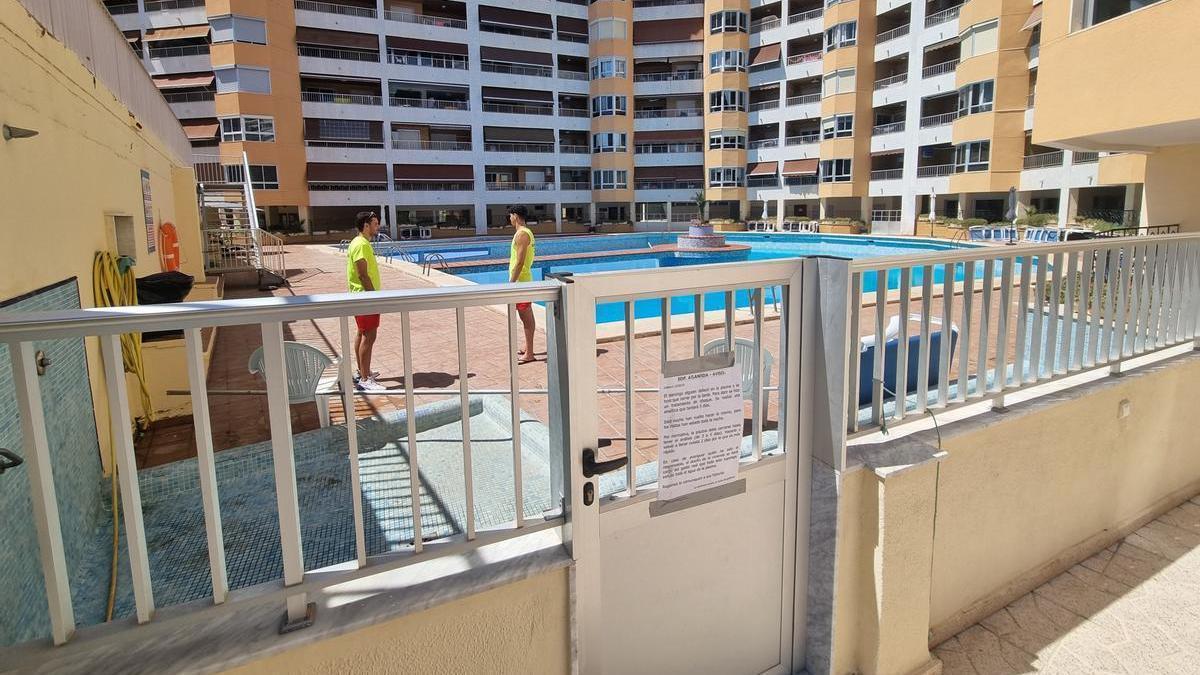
[3,124,39,141]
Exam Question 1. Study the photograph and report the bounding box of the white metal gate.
[558,259,809,675]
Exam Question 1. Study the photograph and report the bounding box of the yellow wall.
[223,568,571,675]
[1138,144,1200,233]
[0,0,203,469]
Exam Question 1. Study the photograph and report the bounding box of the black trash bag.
[136,271,195,306]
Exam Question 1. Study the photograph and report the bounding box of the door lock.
[582,448,628,479]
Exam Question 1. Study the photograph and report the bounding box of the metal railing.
[307,181,388,191]
[785,133,820,145]
[394,180,475,191]
[635,142,703,154]
[559,71,589,81]
[870,209,902,221]
[749,99,781,112]
[634,108,702,118]
[922,59,959,78]
[785,93,820,106]
[872,121,906,136]
[304,139,385,148]
[301,91,382,106]
[479,23,553,40]
[1094,224,1178,238]
[873,73,907,90]
[202,228,285,280]
[560,108,589,117]
[147,44,210,59]
[389,97,469,110]
[390,139,472,151]
[633,0,701,6]
[482,102,554,115]
[486,181,557,190]
[924,4,963,26]
[920,111,957,128]
[298,45,380,62]
[481,62,553,78]
[844,233,1200,433]
[143,0,204,10]
[633,179,703,190]
[1023,150,1065,169]
[162,90,215,103]
[750,16,781,33]
[559,144,589,153]
[787,50,822,65]
[870,168,904,180]
[876,24,910,42]
[387,51,468,69]
[747,176,780,187]
[483,142,555,153]
[294,0,377,17]
[560,181,591,190]
[633,71,702,82]
[915,164,953,177]
[1073,151,1100,164]
[383,9,467,28]
[749,138,780,149]
[789,7,824,22]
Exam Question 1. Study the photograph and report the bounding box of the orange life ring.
[158,222,181,272]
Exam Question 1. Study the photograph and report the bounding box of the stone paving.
[935,495,1200,675]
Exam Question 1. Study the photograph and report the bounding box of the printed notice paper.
[657,353,743,501]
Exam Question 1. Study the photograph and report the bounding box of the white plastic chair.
[248,342,335,427]
[702,338,774,401]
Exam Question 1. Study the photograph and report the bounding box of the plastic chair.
[702,338,774,401]
[248,342,335,427]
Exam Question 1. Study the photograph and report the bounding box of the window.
[224,164,279,189]
[591,95,627,117]
[823,21,857,51]
[1082,0,1163,28]
[822,68,856,97]
[590,57,626,79]
[708,167,745,187]
[219,115,275,142]
[819,159,852,182]
[959,19,999,60]
[214,66,271,94]
[708,130,745,149]
[709,50,747,73]
[821,114,853,139]
[317,119,373,141]
[954,140,990,172]
[592,169,628,190]
[209,15,267,45]
[589,18,627,41]
[592,132,627,153]
[708,89,746,112]
[709,10,748,33]
[957,80,994,116]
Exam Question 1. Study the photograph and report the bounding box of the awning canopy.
[181,120,218,140]
[306,163,387,182]
[483,126,555,143]
[747,161,778,176]
[393,164,474,180]
[782,159,818,175]
[632,18,703,44]
[557,16,588,35]
[153,73,215,89]
[1021,5,1043,31]
[478,5,553,30]
[479,46,552,66]
[635,129,702,142]
[385,36,467,55]
[481,86,553,102]
[295,27,377,49]
[870,148,904,157]
[634,165,704,180]
[145,24,209,42]
[749,43,781,67]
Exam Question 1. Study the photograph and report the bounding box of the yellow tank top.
[508,226,535,282]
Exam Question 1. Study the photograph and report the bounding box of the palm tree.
[692,189,707,224]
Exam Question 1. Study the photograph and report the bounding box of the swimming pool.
[404,233,981,323]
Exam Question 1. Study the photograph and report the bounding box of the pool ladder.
[422,252,449,275]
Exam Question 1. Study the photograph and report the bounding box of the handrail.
[390,139,472,151]
[483,142,555,153]
[924,4,963,26]
[1023,150,1064,169]
[872,121,906,135]
[915,164,953,177]
[919,112,957,128]
[480,62,553,77]
[870,169,904,180]
[298,45,379,62]
[486,182,557,190]
[749,99,781,112]
[390,97,469,110]
[750,16,781,33]
[301,91,382,105]
[633,71,702,82]
[786,93,820,106]
[873,73,907,90]
[921,59,959,78]
[785,133,820,145]
[788,8,823,22]
[294,0,377,17]
[634,108,702,118]
[876,24,910,42]
[383,9,467,28]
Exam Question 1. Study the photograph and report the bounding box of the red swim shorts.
[515,302,532,312]
[355,314,380,332]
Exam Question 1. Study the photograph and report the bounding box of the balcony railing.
[750,16,781,33]
[786,93,821,106]
[875,24,910,43]
[788,8,823,22]
[1027,92,1036,108]
[632,0,701,6]
[161,90,216,103]
[389,97,469,110]
[632,71,702,82]
[787,50,822,65]
[1023,150,1064,169]
[634,109,702,119]
[1073,151,1100,164]
[915,163,953,177]
[301,91,383,106]
[924,4,963,27]
[784,175,819,186]
[481,62,553,77]
[872,121,906,136]
[559,108,589,117]
[785,132,820,145]
[749,138,780,149]
[143,0,204,10]
[294,0,377,17]
[479,23,553,40]
[482,102,554,115]
[147,44,210,59]
[486,181,557,190]
[919,111,957,128]
[390,139,472,151]
[749,99,781,112]
[483,142,555,153]
[873,73,907,90]
[298,45,380,62]
[634,179,703,190]
[560,181,591,190]
[387,51,467,69]
[635,142,704,154]
[870,209,902,221]
[383,9,467,28]
[922,59,958,78]
[559,144,589,153]
[559,70,589,81]
[394,180,474,190]
[304,139,385,148]
[747,176,780,187]
[307,181,388,191]
[870,169,903,181]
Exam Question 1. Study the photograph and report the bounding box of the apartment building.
[103,0,1146,236]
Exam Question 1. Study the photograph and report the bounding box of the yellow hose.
[92,251,152,621]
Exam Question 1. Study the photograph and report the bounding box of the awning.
[871,148,904,157]
[479,46,552,67]
[557,16,588,35]
[306,163,387,182]
[181,120,218,140]
[481,86,553,102]
[635,129,702,142]
[478,5,553,30]
[749,43,781,67]
[782,159,818,175]
[1021,5,1043,31]
[295,27,377,50]
[632,18,703,44]
[393,164,474,180]
[384,36,467,56]
[747,161,778,176]
[144,24,209,42]
[483,126,555,143]
[153,73,215,89]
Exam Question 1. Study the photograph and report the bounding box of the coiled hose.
[92,251,153,622]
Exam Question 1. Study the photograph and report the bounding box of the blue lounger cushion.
[857,328,958,407]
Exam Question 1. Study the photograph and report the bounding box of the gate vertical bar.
[895,268,911,420]
[624,301,637,495]
[455,308,477,539]
[337,317,367,563]
[184,327,229,600]
[506,307,525,527]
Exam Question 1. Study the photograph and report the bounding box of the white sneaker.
[358,377,387,392]
[353,370,380,382]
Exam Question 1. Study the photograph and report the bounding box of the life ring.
[158,222,181,272]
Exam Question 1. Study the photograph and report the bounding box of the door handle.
[0,449,24,475]
[582,448,627,479]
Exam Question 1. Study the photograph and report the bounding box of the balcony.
[162,90,215,118]
[394,179,474,190]
[390,139,472,151]
[383,9,467,29]
[634,179,703,190]
[749,138,779,149]
[919,112,957,128]
[481,102,554,116]
[750,16,781,34]
[749,99,780,112]
[785,93,820,107]
[875,24,909,44]
[486,181,557,191]
[924,4,962,27]
[559,144,588,154]
[921,59,958,79]
[386,50,466,70]
[480,62,552,78]
[872,121,905,136]
[483,142,555,154]
[785,132,820,146]
[389,97,469,111]
[302,91,383,106]
[633,109,702,119]
[1073,151,1100,164]
[786,50,821,66]
[916,163,953,177]
[294,0,377,18]
[788,8,823,24]
[873,73,908,91]
[870,169,904,181]
[299,46,381,77]
[559,108,588,117]
[1023,150,1065,170]
[634,142,703,154]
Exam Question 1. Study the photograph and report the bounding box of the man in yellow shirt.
[347,211,384,391]
[507,205,537,364]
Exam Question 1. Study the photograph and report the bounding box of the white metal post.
[338,317,367,565]
[184,328,229,603]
